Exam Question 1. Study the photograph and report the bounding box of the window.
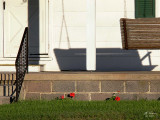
[135,0,155,18]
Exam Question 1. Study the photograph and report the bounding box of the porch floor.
[24,71,160,81]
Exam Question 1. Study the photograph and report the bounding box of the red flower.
[70,93,75,98]
[61,95,64,99]
[115,96,120,101]
[117,91,120,92]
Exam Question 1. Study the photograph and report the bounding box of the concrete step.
[24,71,160,81]
[0,96,10,105]
[0,64,43,72]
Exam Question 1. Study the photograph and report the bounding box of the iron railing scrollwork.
[15,27,28,102]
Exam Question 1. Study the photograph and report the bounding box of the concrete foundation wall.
[19,72,160,101]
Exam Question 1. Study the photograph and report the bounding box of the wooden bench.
[120,18,160,50]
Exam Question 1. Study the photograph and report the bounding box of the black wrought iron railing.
[0,74,16,100]
[15,27,28,102]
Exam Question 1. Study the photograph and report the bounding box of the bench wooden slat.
[120,18,160,24]
[122,35,160,39]
[121,22,160,24]
[127,46,160,49]
[128,34,160,37]
[128,39,160,43]
[128,43,160,49]
[120,18,160,49]
[127,31,160,34]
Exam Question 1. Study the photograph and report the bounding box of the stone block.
[77,81,99,92]
[0,97,10,104]
[65,93,90,101]
[91,93,113,101]
[41,94,64,100]
[101,81,124,92]
[126,81,149,92]
[115,94,160,100]
[118,94,139,100]
[26,81,51,92]
[52,81,75,92]
[91,93,151,101]
[150,81,160,92]
[139,94,160,100]
[25,93,40,100]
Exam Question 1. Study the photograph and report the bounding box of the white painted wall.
[156,0,160,17]
[96,0,134,48]
[0,0,3,58]
[45,0,88,71]
[45,0,160,71]
[1,0,160,71]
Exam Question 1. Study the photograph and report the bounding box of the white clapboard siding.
[96,27,121,42]
[49,0,160,71]
[97,0,134,12]
[53,27,86,42]
[53,12,87,27]
[96,12,134,27]
[53,0,87,12]
[54,42,86,48]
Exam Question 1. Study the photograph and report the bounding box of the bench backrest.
[120,18,160,49]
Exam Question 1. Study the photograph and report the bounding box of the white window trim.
[156,0,160,17]
[0,0,3,58]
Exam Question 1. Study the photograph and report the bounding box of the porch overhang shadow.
[120,18,160,50]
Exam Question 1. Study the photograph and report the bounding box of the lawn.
[0,100,160,120]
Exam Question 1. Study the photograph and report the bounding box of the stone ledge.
[24,72,160,81]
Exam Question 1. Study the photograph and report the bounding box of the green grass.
[0,100,160,120]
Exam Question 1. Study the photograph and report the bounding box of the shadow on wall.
[28,0,40,64]
[54,1,157,71]
[54,48,157,71]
